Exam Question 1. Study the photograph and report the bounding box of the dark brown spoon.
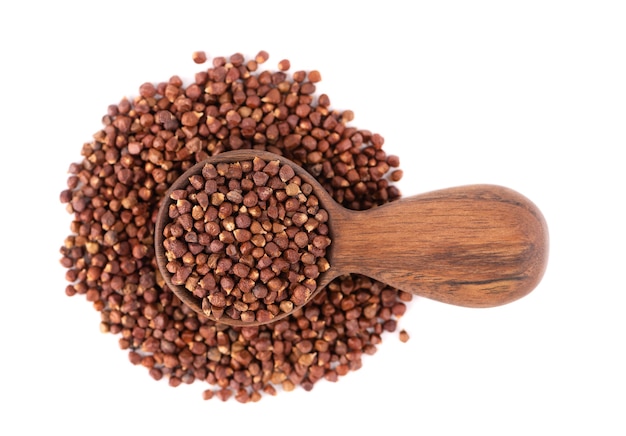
[155,150,548,326]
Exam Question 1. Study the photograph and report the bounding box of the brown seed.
[164,238,187,259]
[285,183,300,197]
[390,169,403,182]
[303,264,320,279]
[256,310,272,323]
[291,284,311,306]
[181,111,201,127]
[279,300,294,313]
[283,134,301,149]
[171,265,192,285]
[240,311,255,323]
[252,171,269,186]
[387,155,400,167]
[308,70,322,83]
[233,228,252,242]
[399,329,410,343]
[226,190,243,204]
[278,59,290,71]
[255,50,269,64]
[298,353,316,367]
[312,235,331,249]
[252,284,268,299]
[139,82,157,98]
[232,263,250,278]
[291,212,308,227]
[192,51,207,64]
[267,277,285,293]
[208,292,227,308]
[278,164,295,182]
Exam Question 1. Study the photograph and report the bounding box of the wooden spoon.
[155,150,548,326]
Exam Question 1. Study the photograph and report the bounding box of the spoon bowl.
[155,150,548,326]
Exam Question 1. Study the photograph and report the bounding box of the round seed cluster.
[161,157,331,323]
[59,51,409,402]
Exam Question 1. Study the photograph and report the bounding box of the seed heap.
[59,51,410,402]
[161,157,331,323]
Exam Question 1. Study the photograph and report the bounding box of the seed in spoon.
[160,157,332,324]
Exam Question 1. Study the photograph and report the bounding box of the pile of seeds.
[159,156,331,324]
[59,51,410,402]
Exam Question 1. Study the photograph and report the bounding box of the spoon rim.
[154,149,338,327]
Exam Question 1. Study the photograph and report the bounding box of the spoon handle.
[332,185,548,307]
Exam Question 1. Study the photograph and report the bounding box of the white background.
[1,1,625,435]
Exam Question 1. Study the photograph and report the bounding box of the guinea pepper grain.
[59,50,410,402]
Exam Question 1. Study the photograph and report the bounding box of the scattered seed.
[278,59,290,71]
[59,50,407,403]
[399,329,410,343]
[308,70,322,83]
[192,51,207,64]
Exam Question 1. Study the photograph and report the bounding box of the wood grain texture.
[325,185,549,308]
